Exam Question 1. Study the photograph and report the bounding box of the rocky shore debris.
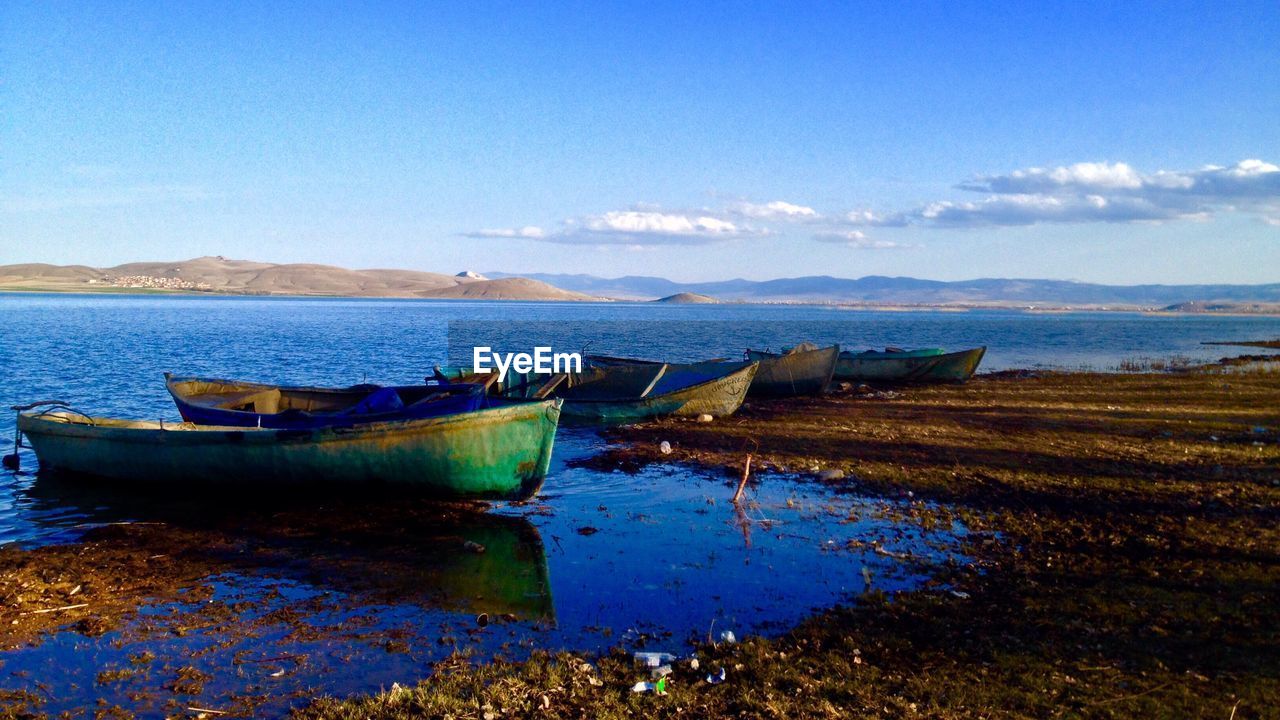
[630,676,668,694]
[634,651,677,668]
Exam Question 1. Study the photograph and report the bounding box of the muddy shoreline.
[4,364,1278,718]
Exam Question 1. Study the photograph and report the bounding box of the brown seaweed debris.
[300,366,1279,718]
[0,502,514,650]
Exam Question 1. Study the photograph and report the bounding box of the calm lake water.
[2,293,1279,420]
[1,293,1278,714]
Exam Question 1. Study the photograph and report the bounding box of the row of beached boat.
[8,345,985,502]
[466,344,985,422]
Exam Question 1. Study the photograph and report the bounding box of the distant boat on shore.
[834,347,986,383]
[743,344,841,396]
[459,360,758,425]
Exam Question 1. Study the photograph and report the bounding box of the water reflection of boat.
[278,509,555,619]
[22,474,556,620]
[15,399,561,501]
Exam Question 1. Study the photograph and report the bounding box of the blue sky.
[2,1,1278,283]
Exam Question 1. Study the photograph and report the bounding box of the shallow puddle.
[0,430,968,716]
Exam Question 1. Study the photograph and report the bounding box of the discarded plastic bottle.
[634,651,678,668]
[718,630,736,644]
[631,676,668,694]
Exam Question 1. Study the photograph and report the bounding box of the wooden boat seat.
[560,364,667,401]
[198,388,283,413]
[531,373,567,399]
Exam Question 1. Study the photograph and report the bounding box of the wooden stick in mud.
[732,453,753,504]
[21,603,89,616]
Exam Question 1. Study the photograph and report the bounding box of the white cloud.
[459,159,1279,247]
[913,158,1280,228]
[582,210,739,236]
[961,162,1145,194]
[918,193,1185,226]
[962,159,1279,201]
[1175,159,1280,199]
[464,205,767,247]
[843,209,911,227]
[547,210,754,245]
[465,198,823,248]
[813,230,905,249]
[461,226,546,239]
[730,200,819,220]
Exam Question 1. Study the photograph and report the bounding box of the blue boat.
[165,374,488,429]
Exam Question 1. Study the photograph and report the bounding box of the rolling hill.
[6,257,1279,309]
[0,257,601,301]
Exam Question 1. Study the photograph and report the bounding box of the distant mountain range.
[3,258,1278,310]
[0,257,596,301]
[486,272,1280,308]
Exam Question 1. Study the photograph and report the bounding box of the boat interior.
[553,364,669,401]
[846,347,947,357]
[647,361,753,395]
[168,378,476,415]
[501,360,752,402]
[25,410,217,431]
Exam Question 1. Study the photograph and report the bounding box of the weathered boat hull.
[743,345,840,397]
[166,374,486,429]
[441,361,759,425]
[834,346,986,383]
[559,362,758,424]
[17,401,562,501]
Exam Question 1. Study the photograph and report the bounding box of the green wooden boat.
[453,360,759,425]
[743,344,841,397]
[834,346,986,383]
[15,400,561,501]
[552,361,758,423]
